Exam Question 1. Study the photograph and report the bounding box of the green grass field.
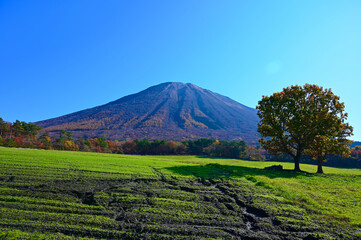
[0,147,361,239]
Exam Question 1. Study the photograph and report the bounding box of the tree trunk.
[317,158,324,174]
[294,154,301,172]
[294,159,301,172]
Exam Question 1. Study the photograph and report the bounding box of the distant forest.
[1,117,361,168]
[0,118,264,160]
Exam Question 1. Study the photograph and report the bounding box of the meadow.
[0,147,361,239]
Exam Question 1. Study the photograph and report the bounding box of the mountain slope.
[36,82,259,144]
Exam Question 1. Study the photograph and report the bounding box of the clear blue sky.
[1,0,361,140]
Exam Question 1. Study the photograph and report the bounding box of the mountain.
[36,82,260,144]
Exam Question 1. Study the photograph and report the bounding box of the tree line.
[0,118,263,160]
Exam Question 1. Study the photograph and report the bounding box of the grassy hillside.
[0,147,360,239]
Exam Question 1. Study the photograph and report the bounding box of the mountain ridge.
[36,82,260,144]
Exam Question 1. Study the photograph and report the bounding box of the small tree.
[257,84,352,172]
[58,130,73,150]
[23,123,42,138]
[0,118,9,137]
[12,120,25,137]
[39,132,52,149]
[304,129,352,173]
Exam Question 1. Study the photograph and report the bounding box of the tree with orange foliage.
[63,140,79,151]
[40,132,52,149]
[257,84,353,172]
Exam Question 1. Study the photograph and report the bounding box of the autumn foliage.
[0,118,263,160]
[257,84,353,173]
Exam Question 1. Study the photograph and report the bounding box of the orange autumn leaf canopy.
[257,84,353,172]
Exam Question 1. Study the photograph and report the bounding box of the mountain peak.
[36,82,259,144]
